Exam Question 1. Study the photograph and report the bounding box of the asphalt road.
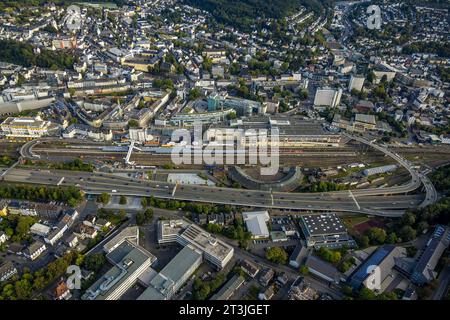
[13,133,437,216]
[4,168,424,217]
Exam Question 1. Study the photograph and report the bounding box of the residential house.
[288,277,318,300]
[54,281,72,300]
[74,223,98,240]
[0,261,18,282]
[240,259,260,278]
[24,240,47,261]
[7,201,37,216]
[83,214,97,227]
[35,203,62,220]
[0,200,8,216]
[95,218,111,230]
[30,223,51,237]
[66,234,79,248]
[45,222,68,246]
[259,268,275,287]
[0,231,8,244]
[276,272,289,286]
[258,285,275,300]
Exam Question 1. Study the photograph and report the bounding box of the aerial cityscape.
[0,0,449,304]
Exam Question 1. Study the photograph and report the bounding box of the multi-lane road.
[3,168,424,217]
[343,133,437,208]
[12,133,438,217]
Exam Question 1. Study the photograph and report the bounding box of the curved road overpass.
[342,133,437,207]
[3,168,423,217]
[13,134,438,217]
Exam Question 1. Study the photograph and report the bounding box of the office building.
[138,245,202,300]
[103,226,139,253]
[179,224,234,269]
[129,128,153,143]
[411,225,450,285]
[169,108,235,126]
[82,241,156,300]
[157,220,234,270]
[157,219,189,245]
[206,92,263,116]
[0,116,57,138]
[0,261,18,282]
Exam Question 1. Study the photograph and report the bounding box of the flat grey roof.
[138,245,202,300]
[300,213,347,237]
[305,255,339,280]
[82,241,156,300]
[180,224,233,263]
[210,275,245,300]
[103,226,139,253]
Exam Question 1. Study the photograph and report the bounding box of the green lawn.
[341,216,369,229]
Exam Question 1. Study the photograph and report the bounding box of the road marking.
[348,189,360,210]
[172,182,178,196]
[1,160,20,177]
[57,177,65,186]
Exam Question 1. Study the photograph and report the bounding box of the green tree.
[266,247,288,265]
[128,119,139,128]
[365,227,387,245]
[118,209,127,220]
[193,278,210,300]
[316,247,342,264]
[206,223,223,233]
[136,212,146,225]
[358,287,377,300]
[97,192,111,205]
[299,265,309,275]
[83,253,106,273]
[119,195,127,205]
[366,70,376,84]
[399,225,416,242]
[144,208,153,221]
[188,88,201,101]
[14,279,33,300]
[401,212,416,226]
[386,232,398,244]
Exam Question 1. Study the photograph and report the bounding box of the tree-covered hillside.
[0,0,127,11]
[184,0,333,29]
[0,40,77,70]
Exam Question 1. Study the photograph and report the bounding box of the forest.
[0,0,127,11]
[183,0,333,30]
[0,40,77,70]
